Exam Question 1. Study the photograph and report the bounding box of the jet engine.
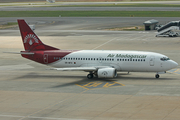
[97,68,117,78]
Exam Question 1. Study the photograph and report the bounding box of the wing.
[50,66,112,72]
[50,67,97,72]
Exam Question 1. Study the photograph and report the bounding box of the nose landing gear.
[155,74,160,78]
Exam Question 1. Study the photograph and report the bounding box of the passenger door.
[149,56,155,66]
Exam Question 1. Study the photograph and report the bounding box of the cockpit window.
[160,57,170,61]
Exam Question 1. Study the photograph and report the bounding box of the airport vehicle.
[156,21,180,37]
[17,19,178,79]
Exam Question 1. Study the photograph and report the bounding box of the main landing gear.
[87,73,94,79]
[155,74,160,78]
[87,72,97,79]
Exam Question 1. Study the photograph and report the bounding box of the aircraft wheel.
[155,74,160,79]
[87,74,93,79]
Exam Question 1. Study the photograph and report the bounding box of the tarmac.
[0,17,180,120]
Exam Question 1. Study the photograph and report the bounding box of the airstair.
[156,21,180,37]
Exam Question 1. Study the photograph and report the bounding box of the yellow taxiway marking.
[76,81,125,90]
[167,71,180,75]
[174,69,180,72]
[103,81,125,87]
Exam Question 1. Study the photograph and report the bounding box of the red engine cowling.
[97,68,117,78]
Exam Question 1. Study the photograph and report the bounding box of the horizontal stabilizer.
[3,52,34,55]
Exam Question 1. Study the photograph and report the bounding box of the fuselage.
[25,50,177,73]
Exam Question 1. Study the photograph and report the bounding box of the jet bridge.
[156,21,180,37]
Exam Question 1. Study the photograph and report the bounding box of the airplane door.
[149,56,155,66]
[44,54,48,64]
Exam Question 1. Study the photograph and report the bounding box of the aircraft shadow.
[12,72,118,88]
[11,72,176,89]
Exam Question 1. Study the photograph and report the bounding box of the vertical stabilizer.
[18,19,59,51]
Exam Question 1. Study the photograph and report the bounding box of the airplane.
[17,19,178,79]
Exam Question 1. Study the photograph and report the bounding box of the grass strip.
[52,3,180,7]
[0,22,18,29]
[0,11,180,17]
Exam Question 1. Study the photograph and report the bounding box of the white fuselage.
[48,50,178,73]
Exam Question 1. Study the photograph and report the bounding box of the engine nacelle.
[97,68,117,78]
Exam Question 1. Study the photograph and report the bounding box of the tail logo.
[24,34,39,45]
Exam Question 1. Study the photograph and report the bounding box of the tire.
[87,74,93,79]
[155,74,160,79]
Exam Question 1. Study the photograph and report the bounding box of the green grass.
[6,22,18,25]
[0,22,18,29]
[0,11,180,17]
[53,3,180,8]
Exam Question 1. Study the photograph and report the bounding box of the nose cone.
[170,60,178,69]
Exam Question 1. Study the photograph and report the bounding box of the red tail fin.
[17,19,59,51]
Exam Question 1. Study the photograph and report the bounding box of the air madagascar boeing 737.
[17,19,178,79]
